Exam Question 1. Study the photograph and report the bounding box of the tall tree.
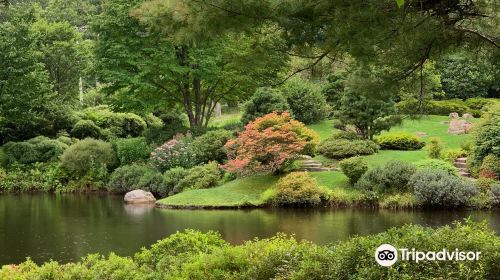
[94,0,288,128]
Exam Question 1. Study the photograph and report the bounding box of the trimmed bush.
[376,132,425,150]
[108,164,164,194]
[327,130,361,140]
[339,157,368,185]
[414,159,458,176]
[282,79,330,124]
[162,167,188,197]
[479,154,500,179]
[427,137,443,158]
[80,106,147,138]
[150,134,198,172]
[465,97,496,110]
[60,138,118,177]
[241,87,290,124]
[70,120,102,139]
[3,136,68,165]
[270,172,326,207]
[471,104,500,169]
[410,169,478,207]
[174,162,222,193]
[356,160,417,193]
[113,137,152,165]
[318,139,379,159]
[191,130,233,163]
[426,100,469,115]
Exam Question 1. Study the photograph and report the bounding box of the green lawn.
[310,171,348,189]
[208,112,242,128]
[307,115,478,167]
[157,175,278,207]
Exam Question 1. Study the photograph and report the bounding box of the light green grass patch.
[306,119,337,141]
[157,175,278,207]
[208,112,242,128]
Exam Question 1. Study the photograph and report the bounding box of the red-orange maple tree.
[223,112,319,175]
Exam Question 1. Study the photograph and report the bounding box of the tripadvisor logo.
[375,244,481,267]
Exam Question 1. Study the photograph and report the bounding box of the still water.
[0,194,499,265]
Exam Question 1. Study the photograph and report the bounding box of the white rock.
[124,189,156,204]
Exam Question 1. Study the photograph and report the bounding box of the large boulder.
[124,189,156,204]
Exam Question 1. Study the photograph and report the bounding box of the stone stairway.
[297,156,337,172]
[454,157,470,177]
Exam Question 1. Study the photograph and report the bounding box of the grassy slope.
[159,115,477,207]
[157,175,278,207]
[308,115,478,167]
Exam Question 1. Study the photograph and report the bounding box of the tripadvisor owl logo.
[375,244,398,267]
[374,244,482,267]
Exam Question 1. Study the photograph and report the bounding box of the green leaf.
[396,0,404,8]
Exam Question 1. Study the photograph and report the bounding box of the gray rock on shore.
[124,189,156,204]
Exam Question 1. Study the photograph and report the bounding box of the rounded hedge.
[60,138,118,177]
[318,139,379,159]
[270,172,326,207]
[70,120,102,139]
[339,156,368,185]
[282,79,329,124]
[191,130,233,164]
[3,136,68,165]
[108,164,165,194]
[376,132,425,150]
[414,159,458,176]
[174,162,222,193]
[410,169,478,207]
[241,87,290,125]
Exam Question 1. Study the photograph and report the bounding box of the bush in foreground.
[376,132,425,150]
[410,169,478,207]
[1,221,498,279]
[268,172,326,207]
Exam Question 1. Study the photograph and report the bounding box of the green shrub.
[113,137,152,165]
[0,163,68,193]
[3,137,68,165]
[70,119,102,139]
[191,130,233,163]
[134,229,226,275]
[60,138,118,177]
[479,154,500,179]
[241,87,290,124]
[427,137,443,158]
[327,130,361,140]
[270,172,326,207]
[442,148,467,163]
[470,104,500,168]
[281,79,330,124]
[426,99,469,115]
[414,159,458,176]
[0,148,6,167]
[475,177,498,193]
[376,132,425,150]
[108,164,164,194]
[143,112,188,145]
[356,160,417,193]
[318,139,379,159]
[150,135,198,172]
[81,106,147,138]
[339,157,368,185]
[379,193,419,209]
[161,167,188,197]
[465,97,495,110]
[410,169,478,207]
[174,162,222,193]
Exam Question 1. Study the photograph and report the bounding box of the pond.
[0,194,499,265]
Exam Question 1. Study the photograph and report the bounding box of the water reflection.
[0,194,498,265]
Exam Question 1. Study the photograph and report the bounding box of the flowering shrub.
[223,112,319,175]
[149,134,197,172]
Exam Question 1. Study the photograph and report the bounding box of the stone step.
[298,167,337,172]
[301,162,322,167]
[455,157,467,163]
[458,171,471,177]
[454,162,467,168]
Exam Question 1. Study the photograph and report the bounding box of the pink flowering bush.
[150,133,198,172]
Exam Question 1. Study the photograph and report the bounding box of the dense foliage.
[112,137,152,166]
[339,157,368,185]
[356,160,417,193]
[281,79,329,124]
[2,136,68,165]
[267,172,326,207]
[174,162,222,193]
[108,164,164,194]
[1,222,498,279]
[414,159,458,176]
[241,88,290,125]
[190,130,233,164]
[410,169,478,207]
[150,134,197,172]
